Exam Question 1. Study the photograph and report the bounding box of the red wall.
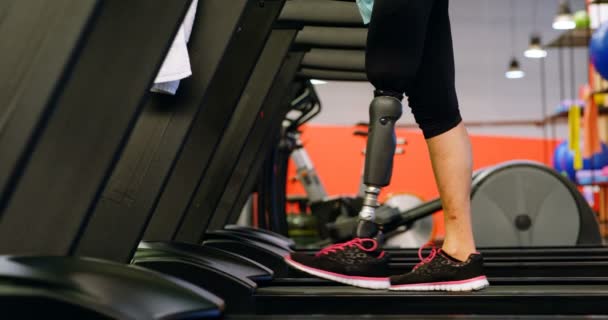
[287,125,559,237]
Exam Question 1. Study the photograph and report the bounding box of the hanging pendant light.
[505,58,525,79]
[553,0,576,30]
[524,34,548,58]
[505,1,525,79]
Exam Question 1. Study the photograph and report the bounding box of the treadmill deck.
[254,285,608,315]
[228,316,608,320]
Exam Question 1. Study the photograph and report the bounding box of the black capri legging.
[366,0,461,139]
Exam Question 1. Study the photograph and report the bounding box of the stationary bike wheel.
[383,193,434,248]
[470,161,601,246]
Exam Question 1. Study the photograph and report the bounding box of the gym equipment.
[247,82,346,236]
[77,0,285,262]
[134,32,608,315]
[287,211,320,245]
[171,5,608,313]
[553,140,608,182]
[0,0,225,318]
[129,5,305,270]
[382,193,432,248]
[554,140,575,180]
[141,1,606,315]
[0,256,223,319]
[301,48,365,71]
[569,103,584,170]
[471,161,601,246]
[252,284,608,315]
[278,0,364,27]
[0,0,193,253]
[577,167,608,184]
[328,158,603,247]
[329,161,601,247]
[298,68,369,81]
[8,0,607,317]
[590,21,608,80]
[295,26,367,49]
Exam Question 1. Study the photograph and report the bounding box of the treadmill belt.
[271,276,608,285]
[298,247,608,257]
[227,317,608,320]
[258,284,608,295]
[254,285,608,315]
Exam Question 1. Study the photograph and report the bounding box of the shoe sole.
[389,276,490,292]
[284,256,390,290]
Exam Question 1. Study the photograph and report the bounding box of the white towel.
[151,0,199,95]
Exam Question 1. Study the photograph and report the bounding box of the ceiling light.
[505,58,525,79]
[553,1,576,30]
[524,35,548,58]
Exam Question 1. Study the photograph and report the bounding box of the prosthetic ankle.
[357,95,403,239]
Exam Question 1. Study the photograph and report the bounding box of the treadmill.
[132,9,308,312]
[191,0,607,267]
[0,1,224,318]
[218,0,606,256]
[62,0,290,314]
[74,0,286,263]
[128,0,608,316]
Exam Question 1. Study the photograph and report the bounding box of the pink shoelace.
[315,238,378,257]
[414,243,440,270]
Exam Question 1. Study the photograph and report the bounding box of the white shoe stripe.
[390,277,490,292]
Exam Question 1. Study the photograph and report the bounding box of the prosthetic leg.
[356,95,403,239]
[356,0,433,239]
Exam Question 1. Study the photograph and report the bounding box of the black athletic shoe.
[285,238,390,289]
[389,246,489,291]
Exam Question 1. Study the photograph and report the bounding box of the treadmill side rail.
[133,242,273,313]
[212,228,294,251]
[225,224,296,248]
[204,232,292,277]
[0,256,223,319]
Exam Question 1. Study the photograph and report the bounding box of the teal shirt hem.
[356,0,374,24]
